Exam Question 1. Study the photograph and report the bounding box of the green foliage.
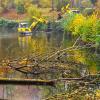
[51,21,64,33]
[34,22,48,31]
[0,19,5,27]
[60,12,100,45]
[96,20,100,35]
[16,3,25,14]
[0,18,18,28]
[82,15,98,42]
[5,20,18,28]
[61,13,76,32]
[71,14,99,43]
[70,15,90,41]
[14,0,33,14]
[95,20,100,44]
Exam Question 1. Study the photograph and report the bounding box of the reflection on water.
[18,35,32,49]
[0,85,43,100]
[0,31,49,59]
[0,37,18,59]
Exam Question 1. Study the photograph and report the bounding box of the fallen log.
[0,78,55,86]
[0,74,99,86]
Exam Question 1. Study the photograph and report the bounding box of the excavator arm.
[29,16,47,30]
[61,4,72,14]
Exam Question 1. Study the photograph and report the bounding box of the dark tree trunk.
[51,0,54,11]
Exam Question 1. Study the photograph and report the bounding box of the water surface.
[0,30,99,100]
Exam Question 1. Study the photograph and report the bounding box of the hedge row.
[0,18,18,28]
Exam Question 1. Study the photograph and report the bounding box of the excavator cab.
[18,22,32,35]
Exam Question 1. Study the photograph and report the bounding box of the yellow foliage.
[90,14,98,33]
[89,63,98,74]
[26,5,41,18]
[95,89,100,98]
[0,68,4,75]
[69,13,98,36]
[14,0,23,5]
[73,50,86,63]
[69,14,85,35]
[87,14,97,24]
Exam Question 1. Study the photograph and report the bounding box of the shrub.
[73,14,98,42]
[5,20,18,28]
[0,18,18,28]
[69,14,85,35]
[16,3,25,14]
[61,12,99,44]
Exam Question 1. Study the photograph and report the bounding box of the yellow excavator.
[61,4,80,15]
[18,16,47,35]
[61,4,71,14]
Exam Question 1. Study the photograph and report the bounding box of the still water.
[0,30,99,100]
[0,32,32,59]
